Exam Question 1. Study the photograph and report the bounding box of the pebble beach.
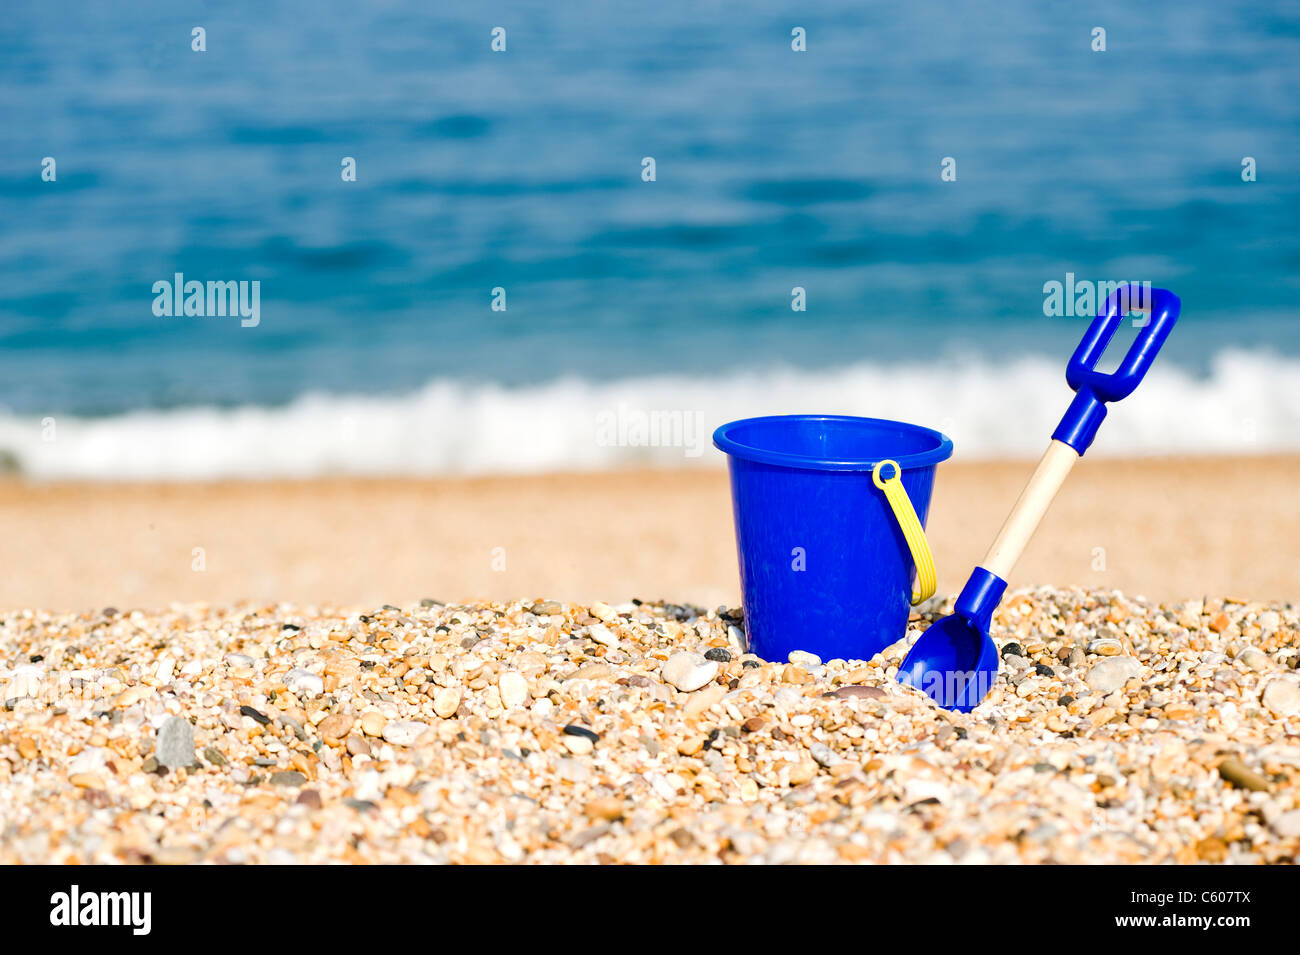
[2,589,1299,864]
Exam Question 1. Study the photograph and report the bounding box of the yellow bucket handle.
[872,459,937,605]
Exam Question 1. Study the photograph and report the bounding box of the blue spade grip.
[1052,286,1181,455]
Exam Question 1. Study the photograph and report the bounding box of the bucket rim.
[712,414,953,472]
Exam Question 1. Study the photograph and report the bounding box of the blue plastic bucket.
[713,415,953,664]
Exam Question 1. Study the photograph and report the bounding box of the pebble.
[587,624,619,648]
[284,668,324,696]
[683,682,726,717]
[563,724,600,744]
[1237,647,1270,672]
[661,652,718,692]
[563,735,594,755]
[826,685,886,701]
[239,705,271,726]
[155,716,196,770]
[1218,758,1270,792]
[585,797,626,821]
[381,721,428,746]
[345,735,371,757]
[1271,809,1300,838]
[1086,656,1143,694]
[498,671,529,708]
[589,602,618,623]
[788,650,822,667]
[271,771,307,787]
[1261,679,1300,718]
[360,711,386,737]
[562,662,616,682]
[1162,702,1195,721]
[1087,638,1123,656]
[809,743,838,768]
[317,713,353,741]
[433,687,461,718]
[704,647,731,663]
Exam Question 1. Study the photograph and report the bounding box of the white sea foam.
[1,350,1296,480]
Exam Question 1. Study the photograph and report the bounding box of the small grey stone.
[270,770,307,787]
[809,742,838,768]
[155,716,196,770]
[1086,656,1144,695]
[277,714,309,741]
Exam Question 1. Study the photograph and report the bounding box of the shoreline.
[1,454,1298,614]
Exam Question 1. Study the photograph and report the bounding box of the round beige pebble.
[1261,678,1300,718]
[433,687,462,718]
[498,671,529,708]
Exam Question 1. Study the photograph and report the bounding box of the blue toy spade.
[897,286,1181,711]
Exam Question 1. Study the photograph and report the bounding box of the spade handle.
[981,439,1077,579]
[982,286,1180,580]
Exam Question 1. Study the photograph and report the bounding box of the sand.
[1,455,1297,613]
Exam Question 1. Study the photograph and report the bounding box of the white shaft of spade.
[981,439,1079,580]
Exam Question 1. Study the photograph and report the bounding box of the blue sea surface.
[0,0,1297,475]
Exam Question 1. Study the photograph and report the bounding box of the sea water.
[1,0,1297,477]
